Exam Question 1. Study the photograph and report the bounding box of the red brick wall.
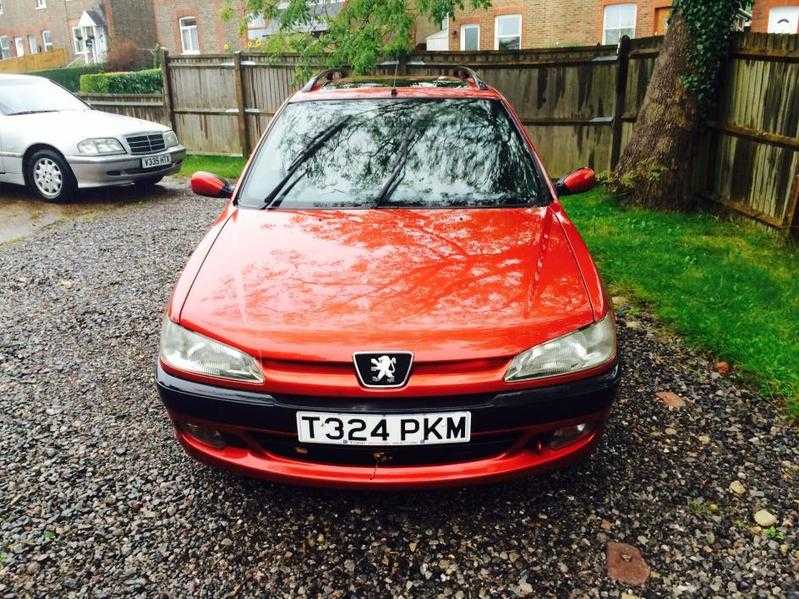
[447,0,595,51]
[153,0,241,56]
[751,0,799,32]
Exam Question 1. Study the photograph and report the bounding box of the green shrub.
[79,69,162,95]
[34,65,104,92]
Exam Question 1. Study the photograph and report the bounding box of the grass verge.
[562,188,798,418]
[179,155,247,181]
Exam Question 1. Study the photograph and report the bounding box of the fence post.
[233,51,251,158]
[610,36,631,170]
[159,48,177,133]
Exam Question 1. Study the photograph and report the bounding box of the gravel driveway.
[1,181,797,597]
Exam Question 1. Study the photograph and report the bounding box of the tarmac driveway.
[0,180,797,597]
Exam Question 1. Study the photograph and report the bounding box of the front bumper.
[68,146,186,188]
[156,363,620,488]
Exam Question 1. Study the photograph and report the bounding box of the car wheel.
[26,150,78,203]
[134,176,163,190]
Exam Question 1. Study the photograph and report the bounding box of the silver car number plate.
[296,411,471,446]
[141,154,172,169]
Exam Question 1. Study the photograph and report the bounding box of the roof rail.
[451,65,488,90]
[301,68,350,92]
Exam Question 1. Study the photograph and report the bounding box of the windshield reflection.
[238,99,544,210]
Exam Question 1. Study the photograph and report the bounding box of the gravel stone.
[0,180,797,597]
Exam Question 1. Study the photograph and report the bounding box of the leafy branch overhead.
[222,0,490,73]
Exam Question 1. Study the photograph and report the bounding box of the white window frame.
[0,37,11,60]
[35,0,46,9]
[72,26,87,54]
[603,4,637,45]
[494,14,521,51]
[179,16,200,55]
[0,1,4,16]
[768,7,799,34]
[28,35,39,54]
[460,24,480,51]
[42,30,53,52]
[15,37,25,56]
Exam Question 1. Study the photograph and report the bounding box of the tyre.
[25,149,78,203]
[134,176,164,190]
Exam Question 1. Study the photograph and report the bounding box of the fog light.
[183,422,227,449]
[549,422,593,450]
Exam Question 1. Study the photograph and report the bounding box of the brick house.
[422,0,753,51]
[152,0,345,56]
[0,0,156,63]
[751,0,799,33]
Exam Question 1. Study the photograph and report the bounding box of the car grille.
[125,133,166,155]
[248,431,522,467]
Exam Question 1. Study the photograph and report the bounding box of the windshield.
[237,98,544,209]
[0,78,89,115]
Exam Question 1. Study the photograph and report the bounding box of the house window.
[0,1,4,15]
[180,17,200,54]
[461,24,480,51]
[72,26,86,54]
[768,7,799,34]
[603,4,637,44]
[28,35,39,53]
[35,0,46,8]
[0,37,11,60]
[494,14,521,50]
[42,30,53,52]
[15,37,25,56]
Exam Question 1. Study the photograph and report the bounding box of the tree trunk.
[612,11,700,210]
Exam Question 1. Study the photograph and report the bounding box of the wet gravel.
[1,180,797,597]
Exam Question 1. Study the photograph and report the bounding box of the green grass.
[179,155,247,181]
[562,188,799,418]
[176,155,799,416]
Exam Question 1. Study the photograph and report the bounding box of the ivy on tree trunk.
[610,0,750,210]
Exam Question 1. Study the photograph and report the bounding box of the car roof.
[0,73,41,83]
[289,69,502,103]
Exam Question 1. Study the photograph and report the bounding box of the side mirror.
[190,171,234,199]
[555,167,597,197]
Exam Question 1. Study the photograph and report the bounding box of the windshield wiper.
[262,117,351,210]
[373,130,420,208]
[8,110,58,116]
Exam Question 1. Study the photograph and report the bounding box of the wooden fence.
[79,33,799,235]
[0,47,68,73]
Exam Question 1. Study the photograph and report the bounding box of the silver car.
[0,73,186,202]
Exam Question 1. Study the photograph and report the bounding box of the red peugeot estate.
[157,68,619,488]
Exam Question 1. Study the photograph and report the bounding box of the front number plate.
[141,154,172,169]
[296,411,471,446]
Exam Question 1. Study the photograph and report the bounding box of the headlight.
[163,130,179,148]
[504,313,617,382]
[77,138,126,156]
[159,317,263,383]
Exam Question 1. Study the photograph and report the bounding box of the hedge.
[79,69,163,95]
[34,65,104,92]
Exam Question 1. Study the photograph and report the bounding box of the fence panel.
[705,33,799,229]
[80,93,168,125]
[166,54,241,155]
[0,48,67,73]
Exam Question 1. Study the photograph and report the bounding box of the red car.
[157,68,619,488]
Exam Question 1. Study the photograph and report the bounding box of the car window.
[0,78,89,115]
[237,98,544,209]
